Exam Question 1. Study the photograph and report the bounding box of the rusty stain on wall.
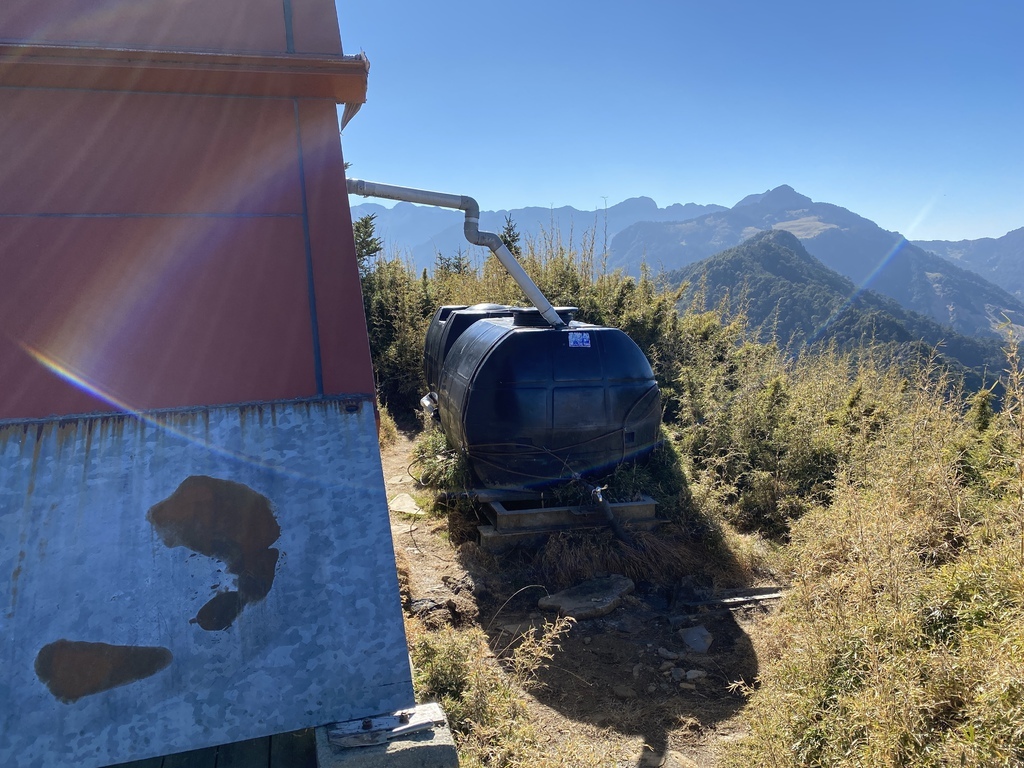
[35,640,172,703]
[146,475,280,631]
[25,424,45,501]
[8,550,26,618]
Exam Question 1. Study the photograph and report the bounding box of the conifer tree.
[500,214,522,258]
[353,213,383,278]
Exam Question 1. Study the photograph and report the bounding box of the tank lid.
[512,307,578,327]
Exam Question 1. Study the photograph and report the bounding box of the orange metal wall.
[0,1,373,420]
[0,0,341,55]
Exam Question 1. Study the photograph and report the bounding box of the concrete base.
[315,704,459,768]
[478,524,553,553]
[538,574,635,619]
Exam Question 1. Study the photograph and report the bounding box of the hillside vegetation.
[359,219,1024,766]
[610,185,1024,340]
[667,229,1007,391]
[916,227,1024,299]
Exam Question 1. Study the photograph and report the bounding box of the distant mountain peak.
[733,185,813,211]
[608,196,659,213]
[750,227,803,250]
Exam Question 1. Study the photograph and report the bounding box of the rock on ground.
[389,493,423,516]
[680,624,713,653]
[537,575,635,619]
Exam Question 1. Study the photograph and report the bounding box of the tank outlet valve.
[420,392,439,420]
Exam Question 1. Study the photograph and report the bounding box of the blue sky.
[337,1,1022,241]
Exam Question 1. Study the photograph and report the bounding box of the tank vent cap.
[512,307,578,327]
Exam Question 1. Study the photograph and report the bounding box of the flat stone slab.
[680,625,714,654]
[389,493,424,516]
[498,620,545,637]
[613,685,638,700]
[538,575,634,619]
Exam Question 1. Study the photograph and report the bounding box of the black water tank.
[427,306,661,489]
[424,304,513,393]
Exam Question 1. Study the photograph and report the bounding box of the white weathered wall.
[0,397,412,767]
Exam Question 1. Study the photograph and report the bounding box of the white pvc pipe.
[346,178,466,211]
[347,178,566,328]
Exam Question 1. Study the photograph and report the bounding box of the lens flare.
[806,236,911,345]
[17,341,354,483]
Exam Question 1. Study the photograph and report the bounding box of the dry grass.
[722,351,1024,767]
[406,614,577,767]
[538,526,737,591]
[377,399,399,449]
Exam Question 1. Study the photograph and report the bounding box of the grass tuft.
[406,614,574,766]
[412,426,472,490]
[376,399,399,449]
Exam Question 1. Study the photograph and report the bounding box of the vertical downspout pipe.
[346,178,566,328]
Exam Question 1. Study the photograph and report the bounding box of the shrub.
[376,399,398,449]
[411,426,471,490]
[722,350,1024,767]
[360,253,431,414]
[406,615,573,767]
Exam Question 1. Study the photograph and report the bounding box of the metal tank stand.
[477,494,659,553]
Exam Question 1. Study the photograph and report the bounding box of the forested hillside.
[668,229,1007,390]
[916,226,1024,298]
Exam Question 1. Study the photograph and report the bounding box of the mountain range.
[351,186,1023,342]
[609,185,1024,341]
[668,229,1004,388]
[914,227,1024,299]
[349,197,726,271]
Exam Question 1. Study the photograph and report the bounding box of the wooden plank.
[0,44,369,102]
[215,737,270,768]
[718,586,786,598]
[269,730,317,768]
[108,730,306,768]
[681,592,784,608]
[161,746,217,768]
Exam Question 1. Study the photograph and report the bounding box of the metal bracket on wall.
[326,703,448,749]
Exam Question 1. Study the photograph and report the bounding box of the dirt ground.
[381,432,773,768]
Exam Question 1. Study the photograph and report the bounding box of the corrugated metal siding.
[0,89,374,420]
[0,0,342,56]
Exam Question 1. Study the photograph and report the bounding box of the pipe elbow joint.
[460,196,480,219]
[464,224,500,251]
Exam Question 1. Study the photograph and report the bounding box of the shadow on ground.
[456,539,764,768]
[539,594,758,766]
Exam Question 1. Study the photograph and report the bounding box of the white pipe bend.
[347,178,566,328]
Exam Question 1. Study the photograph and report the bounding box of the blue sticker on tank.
[568,332,591,348]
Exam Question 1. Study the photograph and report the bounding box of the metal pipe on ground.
[346,178,566,329]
